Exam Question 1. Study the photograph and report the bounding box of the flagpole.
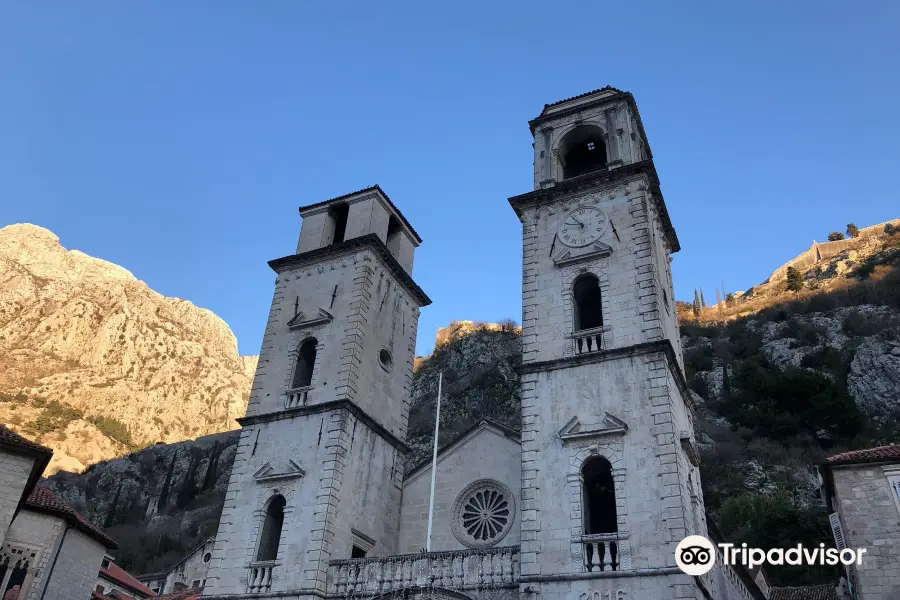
[425,371,443,552]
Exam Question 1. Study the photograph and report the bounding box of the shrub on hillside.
[846,223,859,238]
[786,267,804,292]
[89,416,134,448]
[827,232,845,241]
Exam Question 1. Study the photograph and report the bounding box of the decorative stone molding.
[451,479,516,549]
[286,307,334,330]
[558,413,628,444]
[253,459,306,482]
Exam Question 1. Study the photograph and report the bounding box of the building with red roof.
[1,425,119,600]
[95,555,156,599]
[820,443,900,599]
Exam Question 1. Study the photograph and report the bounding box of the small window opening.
[582,457,617,534]
[257,495,286,562]
[203,552,212,563]
[329,202,349,245]
[101,558,111,569]
[379,349,393,372]
[386,215,402,244]
[351,545,367,559]
[573,275,603,331]
[292,338,317,389]
[561,126,607,179]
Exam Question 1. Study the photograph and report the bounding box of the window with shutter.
[829,512,847,551]
[888,475,900,518]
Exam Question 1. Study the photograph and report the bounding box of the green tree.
[693,289,701,318]
[846,223,859,238]
[786,267,804,292]
[700,288,707,308]
[725,293,736,307]
[103,483,122,528]
[157,450,177,512]
[176,454,199,509]
[827,232,845,241]
[201,441,221,492]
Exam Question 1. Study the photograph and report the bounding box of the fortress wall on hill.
[766,219,900,282]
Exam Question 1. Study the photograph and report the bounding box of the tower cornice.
[269,233,431,306]
[515,339,694,411]
[508,159,680,253]
[237,398,411,455]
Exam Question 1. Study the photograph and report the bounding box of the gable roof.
[149,537,215,579]
[826,443,900,466]
[0,425,53,513]
[99,561,156,598]
[404,418,520,481]
[769,584,838,600]
[23,485,118,549]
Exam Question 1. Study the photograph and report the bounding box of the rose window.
[451,479,515,548]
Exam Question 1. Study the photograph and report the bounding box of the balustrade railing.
[572,327,604,355]
[581,534,621,572]
[328,546,519,596]
[284,386,311,409]
[247,561,276,593]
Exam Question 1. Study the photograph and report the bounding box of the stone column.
[604,108,620,165]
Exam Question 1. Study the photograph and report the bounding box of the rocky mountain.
[0,224,257,473]
[39,219,900,586]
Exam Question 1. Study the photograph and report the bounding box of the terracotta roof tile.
[0,425,52,456]
[769,584,839,600]
[24,485,118,549]
[100,562,156,597]
[826,443,900,464]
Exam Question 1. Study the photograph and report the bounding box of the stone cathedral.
[203,87,765,600]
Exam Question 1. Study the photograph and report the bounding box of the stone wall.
[5,509,61,600]
[40,528,106,600]
[398,425,521,554]
[832,464,900,600]
[766,219,900,283]
[247,246,420,441]
[0,450,35,543]
[163,538,214,592]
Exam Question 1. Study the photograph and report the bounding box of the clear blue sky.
[2,2,898,357]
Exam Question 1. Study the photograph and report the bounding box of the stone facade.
[0,452,35,544]
[204,88,761,600]
[4,509,107,600]
[398,422,522,554]
[826,459,900,599]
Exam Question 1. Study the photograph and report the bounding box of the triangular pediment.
[253,459,306,482]
[287,307,333,330]
[552,242,612,267]
[558,413,628,443]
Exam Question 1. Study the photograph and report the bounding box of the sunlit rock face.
[0,224,256,473]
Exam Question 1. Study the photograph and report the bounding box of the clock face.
[558,206,608,247]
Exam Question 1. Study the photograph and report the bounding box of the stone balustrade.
[247,561,276,593]
[284,386,311,409]
[580,533,625,572]
[328,546,519,596]
[571,327,604,355]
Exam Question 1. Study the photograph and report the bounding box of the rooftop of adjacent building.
[826,442,900,466]
[99,556,157,598]
[768,583,840,600]
[23,485,118,549]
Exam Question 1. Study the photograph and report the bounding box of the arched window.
[292,338,317,389]
[573,275,603,331]
[582,457,617,534]
[560,126,607,179]
[257,495,286,562]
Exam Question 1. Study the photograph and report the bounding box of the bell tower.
[509,87,707,599]
[205,186,430,598]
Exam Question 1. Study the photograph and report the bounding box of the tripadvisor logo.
[675,535,868,576]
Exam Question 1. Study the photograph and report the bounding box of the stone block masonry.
[0,452,34,543]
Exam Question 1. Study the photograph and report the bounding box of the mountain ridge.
[0,223,257,474]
